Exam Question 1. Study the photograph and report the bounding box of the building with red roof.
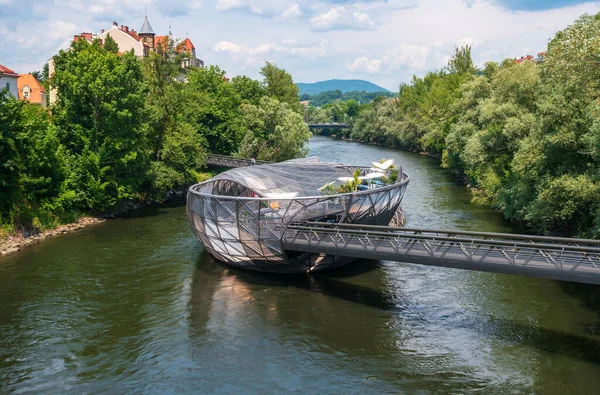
[515,55,535,64]
[48,13,204,104]
[0,63,19,98]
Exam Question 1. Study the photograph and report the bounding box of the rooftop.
[0,64,19,77]
[197,160,358,198]
[139,16,154,35]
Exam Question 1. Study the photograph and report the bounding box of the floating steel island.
[187,158,410,273]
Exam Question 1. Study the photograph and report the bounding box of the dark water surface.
[2,135,600,393]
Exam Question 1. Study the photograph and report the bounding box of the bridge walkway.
[283,222,600,285]
[307,123,350,129]
[206,154,270,168]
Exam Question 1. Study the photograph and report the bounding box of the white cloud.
[4,0,600,90]
[52,0,203,18]
[386,43,430,69]
[277,4,302,21]
[213,38,328,67]
[346,56,382,73]
[214,41,271,55]
[49,20,80,41]
[216,0,299,20]
[346,43,429,74]
[311,5,375,31]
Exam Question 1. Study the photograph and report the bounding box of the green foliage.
[341,15,600,237]
[103,34,119,54]
[0,92,65,229]
[236,96,311,162]
[1,38,309,237]
[336,168,362,193]
[260,62,302,113]
[231,75,265,105]
[52,38,149,211]
[142,38,206,200]
[302,89,393,107]
[186,65,245,155]
[447,45,477,75]
[304,98,365,138]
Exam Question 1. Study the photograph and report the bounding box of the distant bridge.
[307,123,350,130]
[206,154,270,168]
[203,154,600,285]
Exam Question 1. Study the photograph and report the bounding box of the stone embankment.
[0,217,106,257]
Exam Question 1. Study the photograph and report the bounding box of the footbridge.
[307,123,350,130]
[206,154,270,168]
[284,222,600,285]
[202,154,600,285]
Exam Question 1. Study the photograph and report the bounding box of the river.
[1,135,600,393]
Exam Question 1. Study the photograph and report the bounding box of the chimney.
[124,26,129,32]
[101,29,105,33]
[113,21,118,26]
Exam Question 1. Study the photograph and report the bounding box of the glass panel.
[216,199,236,222]
[242,240,267,258]
[204,219,219,238]
[192,212,205,233]
[218,221,240,240]
[224,240,246,256]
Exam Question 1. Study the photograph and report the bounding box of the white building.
[0,64,19,98]
[48,14,204,105]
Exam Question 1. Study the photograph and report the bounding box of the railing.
[283,222,600,284]
[307,123,350,129]
[206,154,271,168]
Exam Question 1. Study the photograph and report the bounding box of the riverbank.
[0,217,107,256]
[0,189,190,257]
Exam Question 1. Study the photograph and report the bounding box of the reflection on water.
[1,136,600,393]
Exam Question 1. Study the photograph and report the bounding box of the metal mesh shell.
[187,160,410,272]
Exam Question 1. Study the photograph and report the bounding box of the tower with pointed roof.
[139,8,155,51]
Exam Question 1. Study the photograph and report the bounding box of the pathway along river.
[2,135,600,393]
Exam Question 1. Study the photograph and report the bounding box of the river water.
[2,135,600,393]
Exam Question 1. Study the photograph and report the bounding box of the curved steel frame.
[187,169,410,272]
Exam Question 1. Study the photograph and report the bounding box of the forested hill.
[297,79,390,95]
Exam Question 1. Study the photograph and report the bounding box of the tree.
[186,65,245,155]
[260,62,302,112]
[448,45,477,75]
[142,36,206,199]
[236,96,311,162]
[52,38,149,211]
[29,70,44,82]
[0,91,64,228]
[103,34,119,54]
[345,99,360,117]
[231,75,265,105]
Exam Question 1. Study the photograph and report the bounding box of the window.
[24,89,30,98]
[5,82,9,90]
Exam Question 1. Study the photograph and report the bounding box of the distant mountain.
[296,79,390,95]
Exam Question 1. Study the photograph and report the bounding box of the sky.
[1,0,600,91]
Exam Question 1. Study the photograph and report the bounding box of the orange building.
[515,55,535,64]
[17,74,47,107]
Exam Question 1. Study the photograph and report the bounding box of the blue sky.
[1,0,600,91]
